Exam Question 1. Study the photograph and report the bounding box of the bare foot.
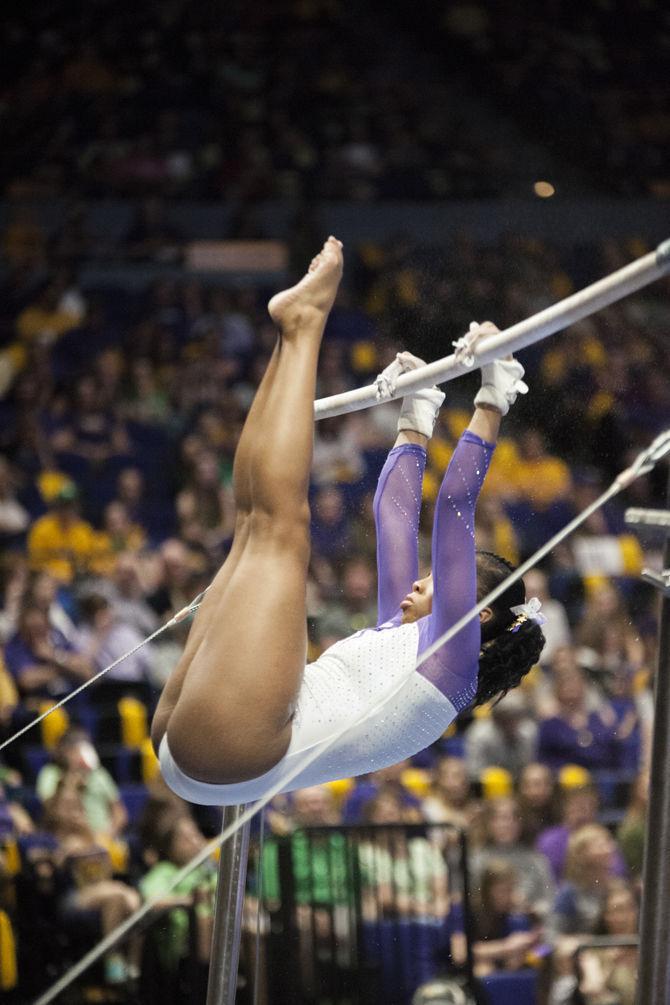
[268,236,343,331]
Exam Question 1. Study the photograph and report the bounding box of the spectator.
[122,358,171,426]
[570,490,644,585]
[22,569,80,646]
[517,762,559,844]
[576,584,644,676]
[27,482,101,584]
[343,760,422,825]
[602,663,647,774]
[316,555,377,646]
[0,654,19,736]
[114,466,147,522]
[175,449,234,555]
[42,770,141,986]
[260,783,351,984]
[50,374,131,466]
[36,728,128,843]
[536,781,627,883]
[421,755,481,831]
[0,779,34,836]
[4,604,91,708]
[107,552,161,638]
[470,859,541,977]
[576,880,638,1005]
[359,786,449,920]
[148,539,203,620]
[311,416,365,487]
[78,592,155,687]
[470,796,555,918]
[537,660,620,772]
[95,501,147,569]
[139,815,216,977]
[547,824,621,939]
[464,689,538,781]
[511,430,573,512]
[137,776,194,866]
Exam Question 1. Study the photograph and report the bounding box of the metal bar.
[625,507,670,530]
[314,239,670,419]
[459,828,490,1005]
[636,468,670,1005]
[576,937,639,952]
[276,834,300,1004]
[206,804,251,1005]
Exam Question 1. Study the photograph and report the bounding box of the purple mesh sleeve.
[373,443,426,626]
[417,430,495,710]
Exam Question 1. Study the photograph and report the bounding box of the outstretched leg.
[152,238,343,784]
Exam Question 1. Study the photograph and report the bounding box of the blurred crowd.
[0,0,611,206]
[3,0,667,206]
[0,0,525,204]
[0,215,666,1002]
[433,0,670,198]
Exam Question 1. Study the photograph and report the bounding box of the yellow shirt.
[511,456,572,510]
[91,526,147,575]
[16,305,80,345]
[27,513,100,583]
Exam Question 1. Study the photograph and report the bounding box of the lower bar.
[207,804,251,1005]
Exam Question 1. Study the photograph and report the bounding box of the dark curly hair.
[473,551,546,708]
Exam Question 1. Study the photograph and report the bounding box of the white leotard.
[159,620,456,806]
[160,433,496,807]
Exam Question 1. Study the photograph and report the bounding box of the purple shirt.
[5,627,75,699]
[538,711,619,771]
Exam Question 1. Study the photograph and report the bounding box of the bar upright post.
[207,804,251,1004]
[636,470,670,1005]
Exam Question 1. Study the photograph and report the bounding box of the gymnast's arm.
[417,406,501,706]
[373,428,427,626]
[417,337,528,706]
[372,350,445,626]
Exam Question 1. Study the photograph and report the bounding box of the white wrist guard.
[375,351,445,438]
[474,358,528,416]
[398,386,446,437]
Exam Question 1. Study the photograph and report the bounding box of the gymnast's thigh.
[163,526,310,783]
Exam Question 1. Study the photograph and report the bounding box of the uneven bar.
[315,239,670,420]
[206,805,251,1005]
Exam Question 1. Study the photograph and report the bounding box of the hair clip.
[508,597,547,632]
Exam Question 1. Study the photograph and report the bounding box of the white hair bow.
[509,597,547,629]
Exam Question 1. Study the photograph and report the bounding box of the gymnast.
[152,237,545,806]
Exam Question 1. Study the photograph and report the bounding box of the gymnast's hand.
[394,351,446,439]
[375,351,445,439]
[474,351,529,416]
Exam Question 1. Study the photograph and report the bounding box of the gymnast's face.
[400,572,494,628]
[400,574,433,624]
